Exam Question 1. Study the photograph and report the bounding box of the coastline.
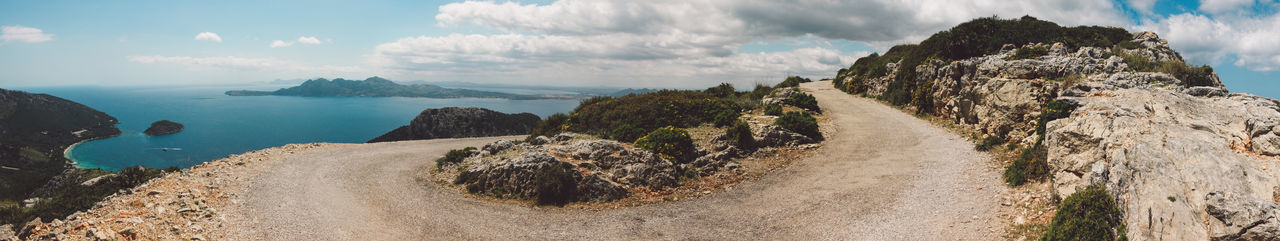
[63,134,116,169]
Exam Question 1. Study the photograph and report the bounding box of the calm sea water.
[20,86,581,171]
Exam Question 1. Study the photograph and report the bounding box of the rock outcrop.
[840,30,1280,240]
[142,120,183,136]
[368,107,540,143]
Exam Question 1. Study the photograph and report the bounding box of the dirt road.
[228,81,1007,240]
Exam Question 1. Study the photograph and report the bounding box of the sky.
[1,0,1279,96]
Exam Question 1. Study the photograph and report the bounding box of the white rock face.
[840,31,1280,240]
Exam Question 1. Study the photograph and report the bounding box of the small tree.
[635,126,695,163]
[775,111,821,140]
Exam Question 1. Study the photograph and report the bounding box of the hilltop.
[225,77,556,100]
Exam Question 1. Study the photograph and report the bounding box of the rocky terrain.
[141,120,183,136]
[367,107,541,143]
[838,27,1280,240]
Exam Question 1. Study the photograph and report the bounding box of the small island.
[143,120,184,136]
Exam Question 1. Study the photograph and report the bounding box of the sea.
[19,85,582,171]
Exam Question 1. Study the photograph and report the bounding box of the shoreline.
[63,134,117,169]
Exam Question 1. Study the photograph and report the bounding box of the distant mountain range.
[225,77,559,100]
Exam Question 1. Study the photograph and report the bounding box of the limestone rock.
[755,125,815,147]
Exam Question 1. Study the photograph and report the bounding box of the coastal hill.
[225,77,554,100]
[367,107,540,143]
[0,88,120,202]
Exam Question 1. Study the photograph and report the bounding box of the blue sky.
[1,0,1278,98]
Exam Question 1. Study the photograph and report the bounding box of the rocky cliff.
[0,88,120,202]
[837,23,1280,239]
[368,107,540,143]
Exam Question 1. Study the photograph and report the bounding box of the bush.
[786,92,821,112]
[436,147,476,168]
[775,76,812,88]
[635,126,696,163]
[704,83,736,98]
[724,120,754,148]
[775,111,821,140]
[565,90,740,141]
[1042,185,1127,241]
[975,135,1006,151]
[534,162,579,206]
[764,104,783,116]
[749,84,774,100]
[1010,45,1049,60]
[528,113,569,139]
[1117,51,1218,88]
[712,109,738,127]
[1004,144,1050,186]
[1036,100,1077,143]
[2,166,172,228]
[609,124,647,143]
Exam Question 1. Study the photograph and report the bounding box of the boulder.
[755,125,814,147]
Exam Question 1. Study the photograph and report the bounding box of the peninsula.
[225,77,555,100]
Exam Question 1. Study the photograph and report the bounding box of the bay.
[20,85,581,171]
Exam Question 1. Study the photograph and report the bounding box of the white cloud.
[270,40,293,48]
[1200,0,1258,15]
[269,36,323,48]
[1126,0,1159,15]
[127,55,364,74]
[297,36,322,44]
[1137,11,1280,71]
[194,32,222,42]
[0,25,54,43]
[366,0,1128,87]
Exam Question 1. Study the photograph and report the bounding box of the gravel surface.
[223,81,1008,240]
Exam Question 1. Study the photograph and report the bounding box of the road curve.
[229,81,1008,240]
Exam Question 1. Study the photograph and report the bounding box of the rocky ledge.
[142,120,183,136]
[436,116,820,205]
[841,30,1280,240]
[368,107,540,143]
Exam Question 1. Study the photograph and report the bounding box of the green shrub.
[635,126,696,163]
[1010,45,1050,60]
[1004,144,1050,186]
[528,113,569,139]
[775,76,812,88]
[435,147,476,168]
[1115,40,1142,50]
[786,92,820,112]
[975,135,1006,151]
[609,124,647,143]
[2,166,172,227]
[565,90,740,141]
[534,162,579,206]
[775,111,821,140]
[712,109,738,127]
[1036,100,1077,143]
[764,104,783,116]
[725,120,754,148]
[749,84,774,100]
[1042,185,1127,241]
[704,83,737,98]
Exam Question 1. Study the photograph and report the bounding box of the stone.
[530,136,552,145]
[577,174,627,202]
[482,140,515,154]
[755,125,815,147]
[1184,86,1228,97]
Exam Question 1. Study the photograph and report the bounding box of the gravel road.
[228,81,1008,240]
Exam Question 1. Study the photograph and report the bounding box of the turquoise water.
[20,86,581,171]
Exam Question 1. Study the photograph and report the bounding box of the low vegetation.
[775,111,821,140]
[1004,144,1049,186]
[635,126,696,163]
[763,104,783,116]
[436,147,477,168]
[775,76,812,88]
[786,92,821,112]
[1116,50,1217,87]
[534,162,579,206]
[724,120,755,148]
[1041,185,1127,241]
[974,135,1006,151]
[1010,45,1049,60]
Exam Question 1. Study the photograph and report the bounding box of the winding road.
[229,82,1008,240]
